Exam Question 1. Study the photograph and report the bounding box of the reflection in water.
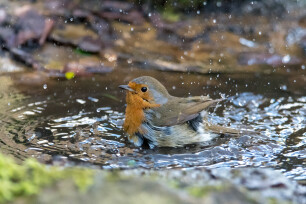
[0,71,305,181]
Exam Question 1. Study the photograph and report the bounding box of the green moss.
[167,179,181,189]
[70,169,94,192]
[74,48,93,56]
[161,9,181,22]
[0,154,94,203]
[267,197,291,204]
[188,185,225,197]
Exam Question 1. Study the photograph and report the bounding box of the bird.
[119,76,240,148]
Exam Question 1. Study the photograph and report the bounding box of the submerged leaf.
[102,93,120,101]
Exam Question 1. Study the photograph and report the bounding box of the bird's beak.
[118,85,135,92]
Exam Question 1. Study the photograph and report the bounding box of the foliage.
[0,154,94,203]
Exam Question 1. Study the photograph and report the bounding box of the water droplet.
[282,55,291,63]
[88,97,99,102]
[76,99,86,104]
[43,84,47,89]
[280,85,287,91]
[239,38,257,48]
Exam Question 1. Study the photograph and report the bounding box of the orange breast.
[123,92,160,138]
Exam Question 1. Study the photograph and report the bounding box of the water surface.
[0,68,305,181]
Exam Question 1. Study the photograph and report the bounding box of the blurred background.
[0,0,305,203]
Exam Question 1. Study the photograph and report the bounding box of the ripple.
[0,75,305,181]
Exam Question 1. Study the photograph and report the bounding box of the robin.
[119,76,240,148]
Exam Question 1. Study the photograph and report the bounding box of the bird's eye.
[141,87,147,92]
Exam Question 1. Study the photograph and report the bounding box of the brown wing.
[150,96,222,126]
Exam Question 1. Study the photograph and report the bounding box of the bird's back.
[132,97,240,148]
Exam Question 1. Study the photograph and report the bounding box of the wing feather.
[149,96,222,126]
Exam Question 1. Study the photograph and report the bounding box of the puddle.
[0,70,305,182]
[0,0,305,193]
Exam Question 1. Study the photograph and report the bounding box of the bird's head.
[119,76,170,104]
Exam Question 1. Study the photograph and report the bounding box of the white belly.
[136,122,218,148]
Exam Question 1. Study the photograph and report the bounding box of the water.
[0,70,305,181]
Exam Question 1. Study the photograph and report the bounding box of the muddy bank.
[3,152,304,204]
[0,0,305,77]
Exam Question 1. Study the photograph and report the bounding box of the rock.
[0,27,16,49]
[78,36,102,53]
[50,24,101,53]
[240,0,286,17]
[10,48,44,70]
[148,12,179,32]
[286,27,306,56]
[15,9,53,46]
[0,53,25,72]
[72,9,92,21]
[0,8,7,24]
[63,57,113,76]
[88,17,113,47]
[33,174,196,204]
[39,19,55,45]
[100,1,134,12]
[211,168,306,203]
[44,0,76,16]
[98,9,145,25]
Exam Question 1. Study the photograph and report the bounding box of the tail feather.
[203,120,257,135]
[204,122,241,135]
